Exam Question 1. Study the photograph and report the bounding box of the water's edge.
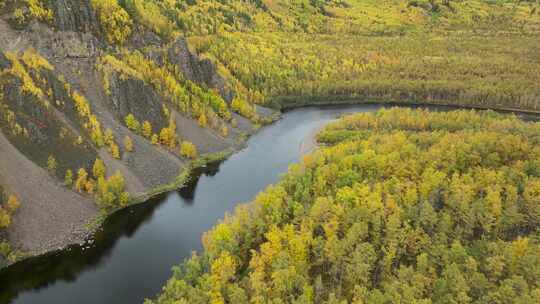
[3,100,538,271]
[1,112,276,271]
[1,102,539,304]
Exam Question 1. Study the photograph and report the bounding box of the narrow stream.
[0,105,384,304]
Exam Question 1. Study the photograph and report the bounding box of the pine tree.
[142,121,152,138]
[65,169,73,187]
[93,158,106,179]
[6,195,20,213]
[125,114,140,132]
[47,155,57,174]
[75,168,88,193]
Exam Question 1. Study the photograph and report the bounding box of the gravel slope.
[0,130,98,255]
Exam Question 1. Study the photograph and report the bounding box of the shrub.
[93,158,106,179]
[125,114,140,132]
[124,135,134,152]
[64,169,73,187]
[180,141,198,159]
[46,155,57,174]
[5,195,20,213]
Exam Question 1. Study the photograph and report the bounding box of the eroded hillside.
[0,0,273,265]
[0,0,539,266]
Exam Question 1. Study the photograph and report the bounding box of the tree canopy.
[149,108,540,304]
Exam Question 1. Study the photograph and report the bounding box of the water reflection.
[1,104,534,304]
[0,160,221,304]
[0,193,165,303]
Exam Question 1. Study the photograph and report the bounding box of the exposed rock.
[0,8,261,264]
[0,69,98,177]
[129,27,162,49]
[166,38,235,102]
[0,51,10,69]
[49,0,100,34]
[106,71,168,131]
[26,22,98,59]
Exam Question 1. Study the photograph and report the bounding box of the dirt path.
[0,130,98,255]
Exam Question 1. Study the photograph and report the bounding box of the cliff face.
[50,0,99,33]
[106,72,168,131]
[165,39,235,102]
[0,0,270,259]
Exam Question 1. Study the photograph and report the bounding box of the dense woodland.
[148,108,540,304]
[0,0,539,296]
[87,0,540,110]
[2,0,540,111]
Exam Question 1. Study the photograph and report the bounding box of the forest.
[3,0,540,111]
[148,108,540,304]
[95,0,540,111]
[0,0,539,302]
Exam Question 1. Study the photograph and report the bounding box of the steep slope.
[0,0,270,265]
[0,129,96,254]
[0,0,539,267]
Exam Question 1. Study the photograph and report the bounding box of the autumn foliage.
[150,109,540,304]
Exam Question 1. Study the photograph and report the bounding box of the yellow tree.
[93,158,106,179]
[47,155,57,174]
[90,0,133,45]
[0,207,10,229]
[125,114,140,132]
[124,135,134,152]
[151,134,159,145]
[142,121,152,138]
[65,169,73,187]
[180,141,198,159]
[198,113,207,128]
[75,168,89,193]
[221,125,229,137]
[6,195,20,213]
[110,142,120,159]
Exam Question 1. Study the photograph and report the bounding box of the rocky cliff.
[0,0,273,263]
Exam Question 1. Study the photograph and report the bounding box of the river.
[3,103,537,304]
[0,104,389,304]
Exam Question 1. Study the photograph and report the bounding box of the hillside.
[0,0,539,266]
[149,108,540,304]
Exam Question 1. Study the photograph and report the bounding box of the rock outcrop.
[0,0,273,260]
[106,71,168,131]
[49,0,100,34]
[166,38,234,102]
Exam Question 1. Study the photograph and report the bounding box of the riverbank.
[0,109,280,270]
[3,104,539,304]
[4,98,539,270]
[4,97,540,271]
[279,97,540,116]
[1,104,382,304]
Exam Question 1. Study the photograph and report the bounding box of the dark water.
[0,105,384,304]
